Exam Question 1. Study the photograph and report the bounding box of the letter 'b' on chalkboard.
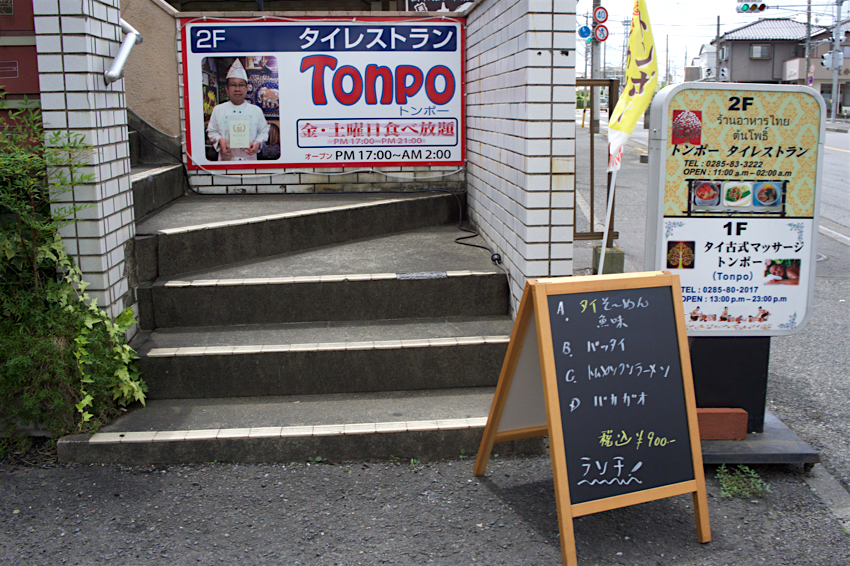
[474,272,711,566]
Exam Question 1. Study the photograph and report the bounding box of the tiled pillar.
[465,0,577,310]
[33,0,135,321]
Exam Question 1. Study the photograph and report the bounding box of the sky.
[574,0,848,81]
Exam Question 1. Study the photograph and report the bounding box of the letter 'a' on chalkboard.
[474,272,711,566]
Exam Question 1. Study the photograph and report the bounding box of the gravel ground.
[1,453,848,566]
[766,244,850,492]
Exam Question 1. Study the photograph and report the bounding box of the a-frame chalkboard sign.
[474,272,710,566]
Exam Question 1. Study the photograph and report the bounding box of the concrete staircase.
[57,128,544,465]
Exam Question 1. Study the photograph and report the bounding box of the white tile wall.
[466,0,577,312]
[34,0,135,322]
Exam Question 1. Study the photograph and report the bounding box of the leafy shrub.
[0,96,146,440]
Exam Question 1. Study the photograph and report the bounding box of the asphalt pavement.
[1,121,849,566]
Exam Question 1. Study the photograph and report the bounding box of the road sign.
[594,24,609,42]
[593,6,608,24]
[808,76,814,85]
[578,25,592,39]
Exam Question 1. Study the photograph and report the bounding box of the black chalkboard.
[547,286,695,504]
[475,273,710,566]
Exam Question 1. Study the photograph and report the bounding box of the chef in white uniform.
[207,59,270,161]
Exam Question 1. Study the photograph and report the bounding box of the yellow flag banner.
[607,0,658,172]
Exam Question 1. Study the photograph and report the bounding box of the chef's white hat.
[226,59,248,82]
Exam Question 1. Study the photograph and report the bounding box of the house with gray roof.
[712,17,848,112]
[713,18,823,84]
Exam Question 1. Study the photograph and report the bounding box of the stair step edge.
[144,335,510,357]
[76,417,488,446]
[152,270,501,288]
[155,194,446,235]
[154,270,501,287]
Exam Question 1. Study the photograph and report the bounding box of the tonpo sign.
[181,17,465,170]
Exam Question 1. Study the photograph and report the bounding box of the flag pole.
[598,0,657,275]
[597,169,617,275]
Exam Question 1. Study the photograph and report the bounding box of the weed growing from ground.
[716,464,772,498]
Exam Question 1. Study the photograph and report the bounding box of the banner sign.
[181,17,465,170]
[645,84,824,336]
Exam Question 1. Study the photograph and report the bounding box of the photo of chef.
[764,259,801,286]
[405,0,475,11]
[201,56,280,162]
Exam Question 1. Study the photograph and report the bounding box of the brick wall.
[33,0,136,321]
[465,0,576,310]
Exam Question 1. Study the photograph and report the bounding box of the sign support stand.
[476,272,711,566]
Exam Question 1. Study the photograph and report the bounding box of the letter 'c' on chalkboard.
[474,272,711,566]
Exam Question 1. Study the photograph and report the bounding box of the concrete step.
[138,271,507,329]
[57,388,546,465]
[131,164,185,221]
[132,316,512,399]
[136,224,505,329]
[134,192,461,281]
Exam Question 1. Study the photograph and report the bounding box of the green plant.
[389,455,400,462]
[459,449,468,459]
[0,94,146,441]
[410,458,421,468]
[307,456,324,464]
[716,464,772,498]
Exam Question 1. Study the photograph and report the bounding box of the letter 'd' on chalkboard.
[475,272,710,566]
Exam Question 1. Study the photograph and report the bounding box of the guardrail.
[104,19,143,85]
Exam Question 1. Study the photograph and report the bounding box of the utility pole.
[584,11,590,123]
[592,0,601,133]
[829,0,844,123]
[603,34,607,77]
[666,34,670,85]
[621,18,630,81]
[584,14,593,78]
[715,16,720,82]
[805,0,812,84]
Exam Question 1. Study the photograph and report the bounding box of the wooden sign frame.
[474,272,710,566]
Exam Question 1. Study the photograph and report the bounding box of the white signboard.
[181,17,465,170]
[645,83,825,336]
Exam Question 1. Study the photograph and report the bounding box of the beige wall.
[121,0,181,137]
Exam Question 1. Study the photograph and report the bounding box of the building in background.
[783,20,849,113]
[713,18,823,85]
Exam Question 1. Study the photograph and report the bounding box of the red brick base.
[697,408,748,440]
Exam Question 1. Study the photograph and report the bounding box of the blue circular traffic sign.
[579,25,592,39]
